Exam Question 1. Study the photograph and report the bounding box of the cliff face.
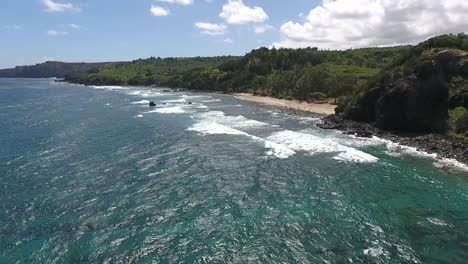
[342,47,468,133]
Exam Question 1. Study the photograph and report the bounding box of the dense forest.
[66,46,407,104]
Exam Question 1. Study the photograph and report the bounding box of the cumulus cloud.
[274,0,468,49]
[156,0,193,5]
[41,0,80,12]
[47,30,69,36]
[220,0,268,25]
[150,5,170,16]
[195,22,227,35]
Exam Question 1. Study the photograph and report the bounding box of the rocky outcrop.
[343,47,468,133]
[319,115,468,165]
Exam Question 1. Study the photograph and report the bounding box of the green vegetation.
[341,33,468,135]
[450,107,468,138]
[0,61,107,78]
[67,46,406,104]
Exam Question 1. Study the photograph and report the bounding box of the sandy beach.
[235,93,336,115]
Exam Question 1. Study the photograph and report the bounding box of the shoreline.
[232,92,467,171]
[319,115,468,171]
[235,93,336,116]
[70,83,468,171]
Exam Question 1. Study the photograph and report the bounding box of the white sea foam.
[201,99,222,103]
[135,114,144,118]
[148,106,185,114]
[132,100,150,105]
[263,139,296,159]
[267,130,378,163]
[427,218,450,226]
[91,85,126,90]
[162,98,186,103]
[187,119,295,159]
[195,111,269,129]
[187,122,248,136]
[370,137,468,172]
[127,90,142,95]
[364,247,384,257]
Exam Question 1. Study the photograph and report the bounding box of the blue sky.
[0,0,318,68]
[1,0,467,68]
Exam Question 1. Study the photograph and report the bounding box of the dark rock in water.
[149,101,156,107]
[188,102,193,105]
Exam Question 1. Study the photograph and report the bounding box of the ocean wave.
[267,130,379,163]
[187,119,295,159]
[131,100,150,105]
[162,98,187,103]
[187,122,249,136]
[370,137,468,172]
[196,111,270,129]
[146,106,185,114]
[201,99,222,103]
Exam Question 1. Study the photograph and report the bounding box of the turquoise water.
[1,79,467,263]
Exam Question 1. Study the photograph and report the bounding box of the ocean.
[1,78,467,263]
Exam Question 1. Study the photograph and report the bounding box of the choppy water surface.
[1,79,468,263]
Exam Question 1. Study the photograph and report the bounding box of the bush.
[454,108,468,134]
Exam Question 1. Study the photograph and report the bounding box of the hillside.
[0,61,108,78]
[339,33,468,138]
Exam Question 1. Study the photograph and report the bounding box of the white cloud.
[254,24,274,34]
[68,23,80,29]
[220,0,268,25]
[41,0,80,12]
[274,0,468,49]
[224,38,234,43]
[150,5,170,16]
[195,22,227,35]
[156,0,193,5]
[47,30,69,36]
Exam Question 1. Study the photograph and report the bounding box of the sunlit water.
[1,79,467,263]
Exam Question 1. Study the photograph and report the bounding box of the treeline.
[68,56,239,86]
[0,61,107,78]
[69,46,408,103]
